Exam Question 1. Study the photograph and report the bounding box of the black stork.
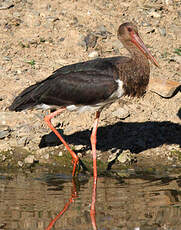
[9,22,159,179]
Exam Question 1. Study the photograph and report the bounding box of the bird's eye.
[127,27,132,32]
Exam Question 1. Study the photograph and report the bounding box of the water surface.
[0,167,181,230]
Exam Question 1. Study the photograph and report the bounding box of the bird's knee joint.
[44,115,51,123]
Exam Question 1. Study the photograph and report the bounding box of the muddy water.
[0,167,181,230]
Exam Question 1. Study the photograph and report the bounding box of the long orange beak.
[131,32,159,68]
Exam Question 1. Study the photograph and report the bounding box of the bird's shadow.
[39,120,181,154]
[177,108,181,120]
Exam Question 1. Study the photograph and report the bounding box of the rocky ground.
[0,0,180,172]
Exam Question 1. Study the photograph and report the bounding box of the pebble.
[108,152,117,163]
[88,51,99,58]
[78,39,86,49]
[168,156,173,161]
[144,27,155,34]
[84,33,98,50]
[163,0,173,4]
[44,153,49,160]
[0,125,11,139]
[17,137,29,146]
[46,16,59,22]
[3,56,11,61]
[0,0,14,10]
[1,155,6,162]
[96,25,109,38]
[59,37,65,42]
[149,10,161,18]
[75,145,84,151]
[117,150,132,163]
[97,25,107,34]
[112,108,130,119]
[58,151,63,157]
[112,40,123,50]
[159,27,166,37]
[18,161,23,167]
[16,125,32,136]
[134,227,140,230]
[77,153,82,157]
[24,155,35,164]
[173,56,181,64]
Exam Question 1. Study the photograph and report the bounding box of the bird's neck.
[117,42,150,97]
[127,43,150,72]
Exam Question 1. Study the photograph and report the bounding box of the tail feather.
[9,83,40,112]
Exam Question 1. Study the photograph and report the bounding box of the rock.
[163,0,173,4]
[17,137,29,146]
[3,56,11,61]
[75,145,84,151]
[0,0,14,10]
[148,77,181,98]
[159,27,166,37]
[18,161,23,167]
[112,40,123,50]
[0,155,6,162]
[173,56,181,64]
[108,152,117,163]
[84,33,98,50]
[24,155,35,164]
[97,25,107,34]
[112,108,130,119]
[16,124,33,135]
[149,10,161,18]
[88,51,99,58]
[59,37,65,42]
[0,125,11,139]
[117,150,132,164]
[44,153,49,160]
[77,153,82,157]
[78,39,87,49]
[96,25,110,38]
[46,16,59,22]
[144,26,155,34]
[58,151,63,157]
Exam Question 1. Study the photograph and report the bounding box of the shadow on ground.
[177,108,181,120]
[39,121,181,154]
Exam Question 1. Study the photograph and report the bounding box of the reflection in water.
[0,169,181,229]
[90,176,97,230]
[45,179,79,230]
[45,176,98,230]
[45,177,97,230]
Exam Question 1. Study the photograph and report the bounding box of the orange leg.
[90,111,100,179]
[44,108,79,177]
[90,111,100,230]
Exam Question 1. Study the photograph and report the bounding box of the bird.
[9,22,159,179]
